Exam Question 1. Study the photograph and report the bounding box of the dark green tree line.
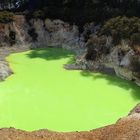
[1,0,140,24]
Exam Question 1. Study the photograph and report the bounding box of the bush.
[130,56,140,78]
[0,11,14,23]
[130,33,140,46]
[100,16,140,45]
[130,33,140,53]
[85,35,110,60]
[26,10,46,21]
[33,10,46,19]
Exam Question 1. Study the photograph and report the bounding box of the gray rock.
[0,61,13,81]
[64,64,82,70]
[120,50,135,67]
[1,15,140,87]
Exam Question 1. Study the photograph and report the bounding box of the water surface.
[0,48,140,132]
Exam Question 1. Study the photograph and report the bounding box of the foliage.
[32,10,45,19]
[86,35,110,60]
[22,0,140,25]
[1,0,140,25]
[130,56,140,78]
[26,10,46,20]
[130,33,140,46]
[100,16,140,45]
[0,11,14,23]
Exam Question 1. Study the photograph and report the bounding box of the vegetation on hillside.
[130,56,140,78]
[100,16,140,45]
[0,0,140,25]
[0,11,14,23]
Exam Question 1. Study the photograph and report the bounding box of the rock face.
[0,15,89,81]
[30,19,85,50]
[0,15,85,80]
[76,37,140,86]
[0,46,29,81]
[0,61,13,80]
[104,45,140,86]
[0,15,30,47]
[0,15,89,51]
[0,15,140,85]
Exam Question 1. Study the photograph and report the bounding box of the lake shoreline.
[1,46,140,139]
[0,46,29,81]
[0,109,140,140]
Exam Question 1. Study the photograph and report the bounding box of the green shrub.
[26,10,46,21]
[130,56,140,78]
[130,33,140,53]
[100,16,140,45]
[86,35,110,60]
[130,33,140,46]
[0,11,14,23]
[33,10,45,19]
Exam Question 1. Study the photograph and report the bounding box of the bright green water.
[0,48,140,132]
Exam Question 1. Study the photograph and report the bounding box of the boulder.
[0,61,13,80]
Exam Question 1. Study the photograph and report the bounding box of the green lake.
[0,48,140,132]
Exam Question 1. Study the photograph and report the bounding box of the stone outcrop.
[30,18,85,51]
[0,61,12,80]
[0,15,140,86]
[74,37,140,86]
[0,46,29,81]
[0,15,85,80]
[0,15,89,81]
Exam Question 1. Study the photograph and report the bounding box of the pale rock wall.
[0,15,140,87]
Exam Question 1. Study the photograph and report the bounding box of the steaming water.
[0,48,140,132]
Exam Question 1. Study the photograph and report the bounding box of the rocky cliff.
[1,15,140,87]
[0,15,85,80]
